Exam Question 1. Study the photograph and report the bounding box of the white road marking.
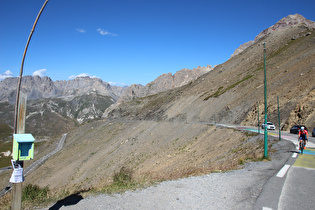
[292,153,297,158]
[276,164,290,178]
[262,207,273,210]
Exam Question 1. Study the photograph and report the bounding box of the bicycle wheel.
[300,141,304,154]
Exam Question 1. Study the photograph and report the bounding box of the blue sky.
[1,0,314,86]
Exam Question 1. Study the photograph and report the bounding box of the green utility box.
[12,134,35,161]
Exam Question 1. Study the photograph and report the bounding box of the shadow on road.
[49,192,84,210]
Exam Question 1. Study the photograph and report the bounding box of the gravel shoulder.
[47,139,293,210]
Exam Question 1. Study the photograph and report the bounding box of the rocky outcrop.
[116,65,212,103]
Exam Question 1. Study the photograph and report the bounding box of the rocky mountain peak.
[254,14,315,42]
[274,14,315,30]
[231,14,315,57]
[113,65,213,103]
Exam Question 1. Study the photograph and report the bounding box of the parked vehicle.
[312,127,315,137]
[262,122,276,130]
[290,125,308,134]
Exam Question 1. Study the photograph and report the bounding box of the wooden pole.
[13,0,49,134]
[11,1,49,209]
[11,93,27,210]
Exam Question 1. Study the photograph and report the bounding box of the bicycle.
[299,139,306,154]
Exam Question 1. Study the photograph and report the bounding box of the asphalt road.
[216,124,315,210]
[255,132,315,210]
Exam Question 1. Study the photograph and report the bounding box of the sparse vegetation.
[97,167,149,195]
[22,184,50,202]
[203,75,253,100]
[113,167,132,185]
[19,184,51,209]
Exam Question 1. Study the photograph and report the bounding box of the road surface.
[215,123,315,210]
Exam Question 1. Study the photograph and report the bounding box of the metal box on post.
[12,134,35,161]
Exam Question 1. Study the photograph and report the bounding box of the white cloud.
[0,70,14,80]
[109,82,127,87]
[32,69,47,77]
[97,28,118,36]
[68,73,99,80]
[76,28,86,33]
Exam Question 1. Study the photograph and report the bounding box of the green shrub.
[98,167,141,194]
[22,184,49,202]
[113,167,132,186]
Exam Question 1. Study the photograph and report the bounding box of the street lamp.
[263,42,268,158]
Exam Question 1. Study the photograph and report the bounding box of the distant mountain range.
[0,76,124,104]
[0,65,212,135]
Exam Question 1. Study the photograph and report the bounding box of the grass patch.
[224,74,253,92]
[113,167,132,185]
[99,167,145,194]
[238,158,245,165]
[23,184,49,202]
[203,86,223,100]
[243,131,259,137]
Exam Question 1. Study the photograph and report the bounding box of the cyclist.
[298,126,308,149]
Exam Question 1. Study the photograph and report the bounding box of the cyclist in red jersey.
[298,126,308,149]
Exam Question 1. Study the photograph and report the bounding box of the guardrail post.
[277,96,281,141]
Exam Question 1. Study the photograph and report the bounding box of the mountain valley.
[0,14,314,205]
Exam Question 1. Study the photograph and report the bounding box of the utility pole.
[263,42,268,158]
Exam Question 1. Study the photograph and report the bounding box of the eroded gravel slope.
[48,139,293,210]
